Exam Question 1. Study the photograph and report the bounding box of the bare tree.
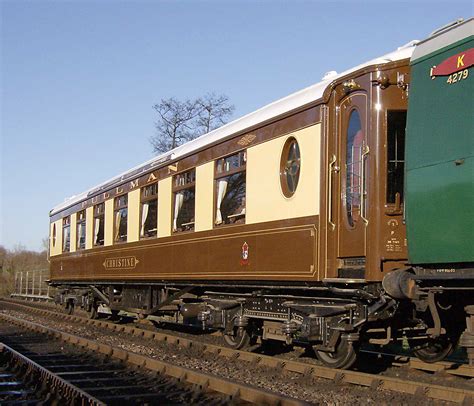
[150,94,234,154]
[0,244,48,296]
[150,98,200,154]
[195,93,235,135]
[0,245,6,271]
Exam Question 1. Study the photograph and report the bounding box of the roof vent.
[397,40,420,50]
[430,18,464,37]
[322,71,338,81]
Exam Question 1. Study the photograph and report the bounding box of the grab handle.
[360,145,370,224]
[328,154,339,230]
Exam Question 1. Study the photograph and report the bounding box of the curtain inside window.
[77,223,83,246]
[215,179,228,224]
[173,192,184,231]
[63,227,70,250]
[115,211,122,240]
[141,203,149,236]
[94,218,100,243]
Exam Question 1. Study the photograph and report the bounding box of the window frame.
[93,203,105,247]
[344,107,364,229]
[386,110,406,205]
[114,194,128,244]
[279,137,301,198]
[76,210,86,250]
[140,183,158,239]
[172,169,196,233]
[214,151,247,228]
[52,223,57,247]
[62,216,71,253]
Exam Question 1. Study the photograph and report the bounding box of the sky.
[1,0,472,251]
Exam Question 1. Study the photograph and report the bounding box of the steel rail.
[359,348,474,377]
[0,342,105,406]
[1,299,473,404]
[0,313,307,406]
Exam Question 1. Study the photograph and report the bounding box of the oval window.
[280,137,301,197]
[345,109,363,227]
[52,223,56,247]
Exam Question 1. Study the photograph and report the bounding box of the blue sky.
[1,1,472,251]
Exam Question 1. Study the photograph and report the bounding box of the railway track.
[4,297,474,378]
[1,298,473,404]
[0,316,304,406]
[0,342,105,405]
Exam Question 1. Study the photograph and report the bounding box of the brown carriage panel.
[254,226,317,277]
[141,243,175,276]
[206,234,257,276]
[50,216,319,282]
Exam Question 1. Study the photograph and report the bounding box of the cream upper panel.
[104,199,114,246]
[127,189,140,243]
[246,124,321,224]
[195,162,214,232]
[85,206,94,249]
[70,213,77,253]
[157,177,172,238]
[49,219,63,257]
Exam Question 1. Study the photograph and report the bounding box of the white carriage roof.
[51,42,417,216]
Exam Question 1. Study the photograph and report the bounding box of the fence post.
[39,272,43,297]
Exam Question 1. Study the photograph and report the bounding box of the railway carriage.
[49,19,474,369]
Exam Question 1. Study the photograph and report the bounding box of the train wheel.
[315,336,358,369]
[412,336,454,363]
[65,300,75,315]
[87,303,98,319]
[223,326,250,350]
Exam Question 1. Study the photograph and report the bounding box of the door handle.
[328,154,339,230]
[360,145,370,224]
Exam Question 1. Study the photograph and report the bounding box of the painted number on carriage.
[446,69,469,84]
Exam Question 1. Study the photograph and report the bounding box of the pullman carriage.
[49,19,474,369]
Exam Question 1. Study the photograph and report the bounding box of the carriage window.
[346,109,363,227]
[62,216,71,253]
[52,223,57,247]
[93,203,105,246]
[215,151,246,226]
[140,183,158,238]
[173,169,195,233]
[280,137,301,198]
[387,111,406,204]
[76,210,86,250]
[114,195,128,243]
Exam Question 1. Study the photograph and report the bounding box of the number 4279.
[447,69,469,84]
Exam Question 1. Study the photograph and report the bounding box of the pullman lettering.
[103,256,139,270]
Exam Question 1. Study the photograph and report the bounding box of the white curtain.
[77,223,83,247]
[141,203,149,236]
[215,179,228,224]
[94,218,100,243]
[173,192,184,231]
[115,211,122,240]
[63,226,70,250]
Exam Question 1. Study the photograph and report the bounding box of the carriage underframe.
[53,270,474,369]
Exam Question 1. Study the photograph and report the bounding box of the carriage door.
[336,92,368,259]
